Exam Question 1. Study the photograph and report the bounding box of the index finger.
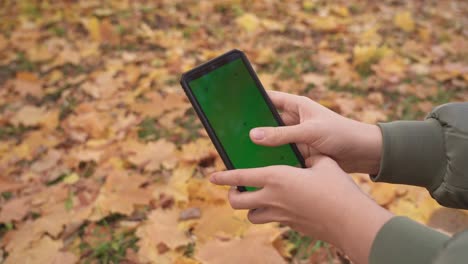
[209,165,293,187]
[267,90,305,112]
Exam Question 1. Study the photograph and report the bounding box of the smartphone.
[180,49,305,191]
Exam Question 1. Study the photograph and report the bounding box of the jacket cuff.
[369,216,450,264]
[371,120,447,190]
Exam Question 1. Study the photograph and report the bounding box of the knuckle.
[261,173,273,186]
[265,166,286,186]
[276,215,289,225]
[233,173,244,186]
[265,173,277,186]
[229,195,241,209]
[228,191,239,206]
[247,211,262,224]
[273,127,284,141]
[299,95,311,104]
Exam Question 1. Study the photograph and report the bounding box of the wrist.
[362,124,383,175]
[347,121,382,174]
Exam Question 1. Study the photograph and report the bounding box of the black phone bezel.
[179,49,306,192]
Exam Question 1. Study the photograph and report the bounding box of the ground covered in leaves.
[0,0,467,263]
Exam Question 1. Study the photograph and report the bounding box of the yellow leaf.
[353,45,393,66]
[63,173,80,185]
[394,11,415,32]
[83,17,101,42]
[359,27,382,45]
[309,16,340,32]
[331,5,349,17]
[236,13,260,33]
[255,47,275,64]
[418,27,431,42]
[302,0,316,11]
[261,19,286,32]
[194,204,250,243]
[370,183,398,206]
[179,138,216,163]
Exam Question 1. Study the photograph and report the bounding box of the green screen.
[189,58,301,191]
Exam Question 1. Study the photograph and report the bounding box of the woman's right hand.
[250,90,383,174]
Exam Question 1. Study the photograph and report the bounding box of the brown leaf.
[89,172,152,220]
[0,196,31,223]
[4,236,76,264]
[126,139,177,171]
[0,34,7,51]
[13,72,43,98]
[179,138,217,163]
[64,110,111,139]
[10,105,47,127]
[179,207,201,221]
[0,177,25,193]
[302,73,327,89]
[196,225,286,264]
[31,149,61,173]
[136,209,190,263]
[81,71,120,99]
[427,208,468,235]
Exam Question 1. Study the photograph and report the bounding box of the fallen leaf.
[10,105,47,127]
[0,34,7,50]
[370,183,398,206]
[31,149,61,173]
[13,72,43,98]
[331,5,349,17]
[126,139,177,171]
[90,172,152,220]
[0,177,25,193]
[0,196,31,223]
[136,209,190,263]
[194,204,250,243]
[196,225,286,264]
[83,16,101,42]
[353,45,393,67]
[153,163,196,205]
[308,16,342,32]
[427,208,468,235]
[80,71,120,99]
[179,138,217,163]
[4,236,65,264]
[236,13,260,33]
[394,11,415,32]
[179,207,201,221]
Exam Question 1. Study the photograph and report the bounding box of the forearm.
[332,190,392,264]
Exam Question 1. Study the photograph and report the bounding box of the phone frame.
[180,49,306,191]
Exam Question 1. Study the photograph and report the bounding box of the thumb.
[250,124,308,146]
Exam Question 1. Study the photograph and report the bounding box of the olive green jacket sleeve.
[369,102,468,264]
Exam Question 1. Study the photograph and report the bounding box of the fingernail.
[251,128,265,140]
[209,174,217,183]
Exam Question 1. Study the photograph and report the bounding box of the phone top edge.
[180,49,245,83]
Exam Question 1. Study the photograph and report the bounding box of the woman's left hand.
[209,155,393,264]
